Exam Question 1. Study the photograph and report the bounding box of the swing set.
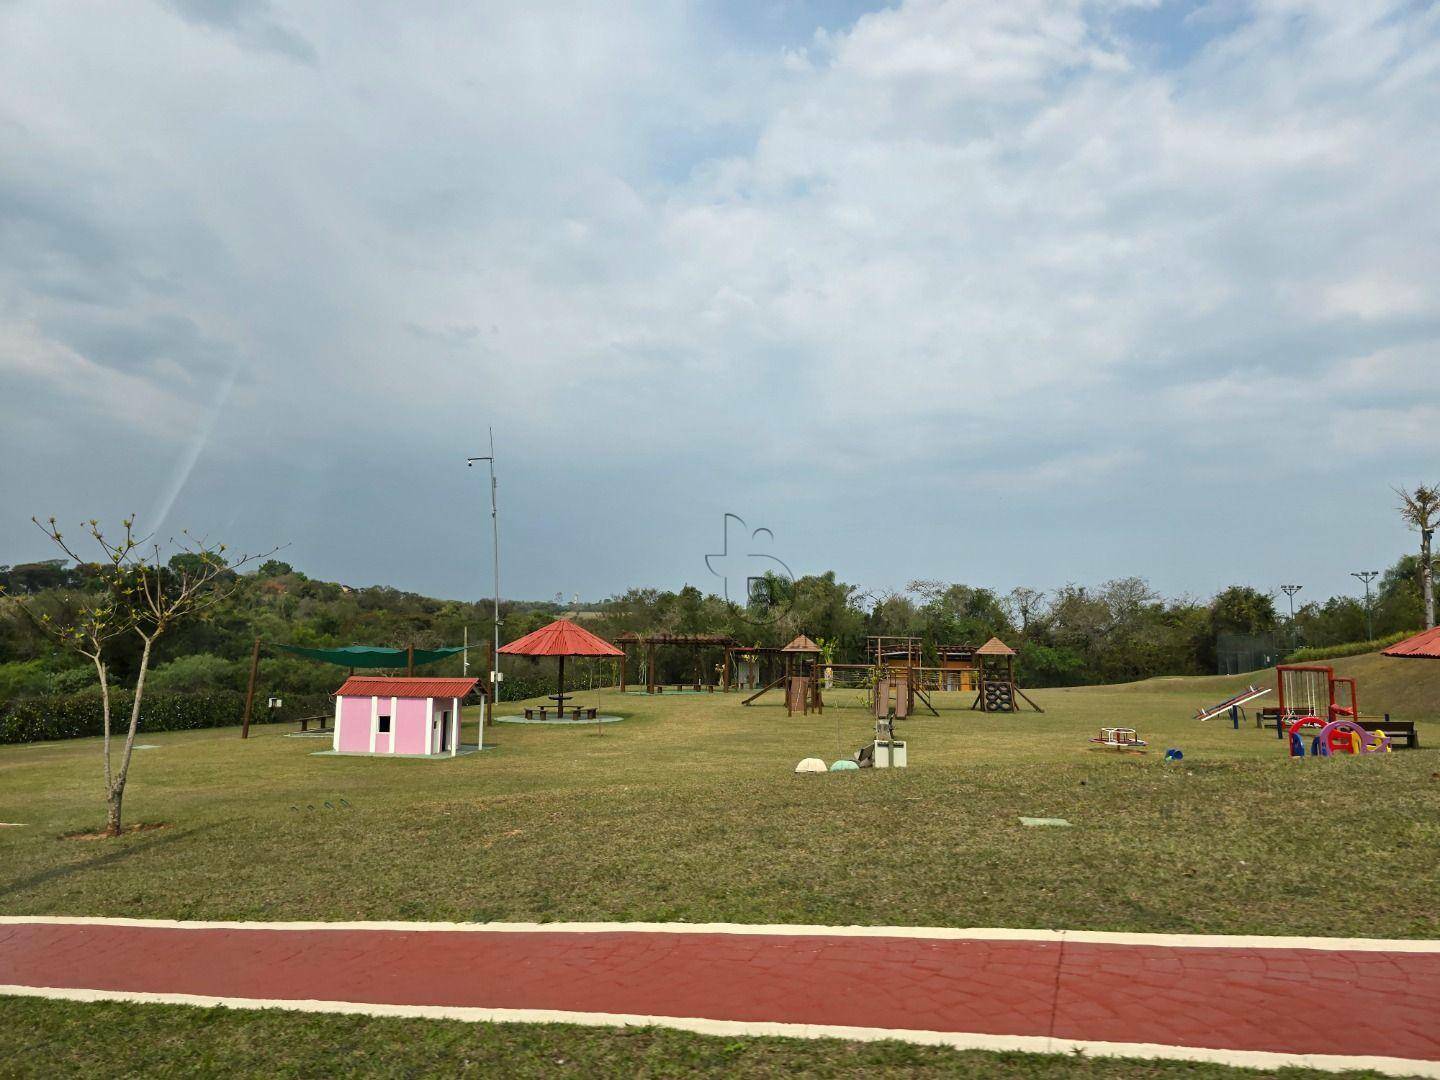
[1278,665,1390,757]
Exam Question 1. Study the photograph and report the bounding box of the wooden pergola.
[616,632,742,693]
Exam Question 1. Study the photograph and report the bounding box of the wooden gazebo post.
[647,642,657,694]
[556,653,566,717]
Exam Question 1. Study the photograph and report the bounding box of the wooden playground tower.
[616,633,741,693]
[738,635,825,713]
[866,636,938,716]
[933,643,979,692]
[971,637,1043,713]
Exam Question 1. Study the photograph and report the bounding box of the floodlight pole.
[1351,571,1379,642]
[467,430,501,738]
[1280,585,1303,651]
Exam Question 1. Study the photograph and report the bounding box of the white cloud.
[0,0,1436,597]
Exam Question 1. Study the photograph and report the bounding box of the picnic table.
[522,705,600,721]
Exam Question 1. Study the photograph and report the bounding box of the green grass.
[3,660,1436,1078]
[0,997,1404,1079]
[2,657,1437,936]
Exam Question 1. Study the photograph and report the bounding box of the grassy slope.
[2,658,1436,936]
[1107,651,1440,722]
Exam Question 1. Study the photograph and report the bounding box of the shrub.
[146,653,242,695]
[0,689,246,745]
[0,660,53,703]
[1285,630,1418,664]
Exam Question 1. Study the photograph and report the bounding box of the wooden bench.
[298,715,329,733]
[1359,717,1420,749]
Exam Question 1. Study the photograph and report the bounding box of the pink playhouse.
[331,676,481,757]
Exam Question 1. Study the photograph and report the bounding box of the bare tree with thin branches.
[30,516,276,836]
[1395,485,1439,630]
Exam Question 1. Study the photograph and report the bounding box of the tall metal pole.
[462,626,468,676]
[468,430,501,740]
[1351,571,1379,642]
[1281,584,1302,652]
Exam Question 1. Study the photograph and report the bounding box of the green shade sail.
[275,644,466,668]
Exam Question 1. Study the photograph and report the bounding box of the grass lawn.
[0,996,1406,1079]
[1,653,1436,935]
[2,656,1436,1077]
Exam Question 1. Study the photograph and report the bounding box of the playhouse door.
[438,711,449,752]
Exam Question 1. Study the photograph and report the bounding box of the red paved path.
[3,922,1439,1065]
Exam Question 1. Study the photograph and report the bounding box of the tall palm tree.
[1395,485,1439,630]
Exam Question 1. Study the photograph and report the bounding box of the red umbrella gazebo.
[498,618,623,718]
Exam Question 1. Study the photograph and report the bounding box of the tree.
[1209,586,1278,636]
[1004,586,1048,637]
[30,516,274,837]
[1395,484,1438,629]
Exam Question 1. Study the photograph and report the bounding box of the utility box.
[873,739,907,768]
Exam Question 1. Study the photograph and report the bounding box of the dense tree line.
[2,549,1429,707]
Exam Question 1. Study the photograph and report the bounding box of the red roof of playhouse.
[498,618,624,657]
[336,676,481,698]
[1381,627,1440,660]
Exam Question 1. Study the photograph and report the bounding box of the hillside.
[1089,650,1440,724]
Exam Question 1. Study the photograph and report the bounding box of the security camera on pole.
[467,428,502,740]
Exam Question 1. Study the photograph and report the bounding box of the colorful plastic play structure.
[1287,716,1391,758]
[1276,664,1392,757]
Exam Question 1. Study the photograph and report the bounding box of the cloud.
[0,0,1436,601]
[159,0,318,63]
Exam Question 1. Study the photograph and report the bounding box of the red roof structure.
[499,619,623,657]
[976,637,1017,656]
[336,676,481,698]
[1382,627,1440,660]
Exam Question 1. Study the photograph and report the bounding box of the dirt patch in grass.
[61,822,171,842]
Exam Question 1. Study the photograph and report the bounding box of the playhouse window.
[378,713,391,733]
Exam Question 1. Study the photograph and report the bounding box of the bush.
[0,660,54,703]
[0,689,246,745]
[1285,630,1418,664]
[146,653,242,695]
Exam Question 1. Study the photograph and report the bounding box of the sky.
[1,0,1437,609]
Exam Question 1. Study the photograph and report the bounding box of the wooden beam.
[741,674,787,706]
[241,637,261,739]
